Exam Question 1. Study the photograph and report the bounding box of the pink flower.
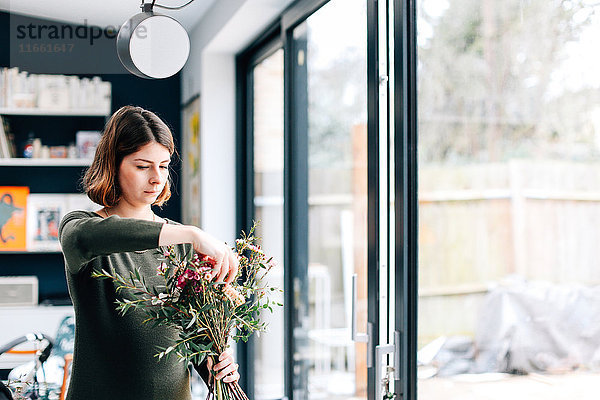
[223,285,245,307]
[181,268,201,281]
[157,262,168,275]
[176,275,187,289]
[198,264,211,273]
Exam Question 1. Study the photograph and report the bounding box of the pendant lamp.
[117,3,190,79]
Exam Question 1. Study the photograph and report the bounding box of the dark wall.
[0,11,183,302]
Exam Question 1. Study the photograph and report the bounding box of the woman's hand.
[207,351,240,383]
[158,224,239,283]
[190,227,239,284]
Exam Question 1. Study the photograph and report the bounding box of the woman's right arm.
[59,211,238,281]
[59,211,164,273]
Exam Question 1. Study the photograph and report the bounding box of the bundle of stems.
[205,359,249,400]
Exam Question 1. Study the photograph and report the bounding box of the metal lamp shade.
[117,11,190,79]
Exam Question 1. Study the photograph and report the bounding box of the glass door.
[285,1,370,399]
[251,47,286,400]
[416,1,600,399]
[239,0,396,399]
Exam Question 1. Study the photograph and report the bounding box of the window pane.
[418,0,600,398]
[293,0,369,398]
[253,48,285,400]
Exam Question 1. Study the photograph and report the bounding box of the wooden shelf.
[0,107,109,116]
[0,158,92,166]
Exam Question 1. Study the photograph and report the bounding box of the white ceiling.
[0,0,217,32]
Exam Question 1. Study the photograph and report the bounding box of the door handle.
[376,331,400,400]
[351,273,372,367]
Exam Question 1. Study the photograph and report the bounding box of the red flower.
[200,254,216,267]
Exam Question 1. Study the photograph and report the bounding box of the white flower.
[152,293,168,305]
[172,287,182,303]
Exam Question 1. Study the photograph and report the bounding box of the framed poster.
[26,194,67,251]
[0,186,29,251]
[181,93,202,227]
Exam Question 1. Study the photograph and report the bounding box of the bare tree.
[418,0,600,163]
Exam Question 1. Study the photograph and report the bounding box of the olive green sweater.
[58,210,195,400]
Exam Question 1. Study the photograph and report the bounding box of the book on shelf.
[0,116,16,158]
[0,116,9,158]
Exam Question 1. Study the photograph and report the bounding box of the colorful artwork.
[26,194,66,251]
[0,186,29,251]
[182,94,201,227]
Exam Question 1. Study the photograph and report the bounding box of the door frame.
[235,20,283,400]
[234,0,414,398]
[393,0,418,399]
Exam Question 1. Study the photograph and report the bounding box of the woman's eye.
[137,166,149,169]
[160,166,169,170]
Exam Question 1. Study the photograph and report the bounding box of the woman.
[58,105,239,399]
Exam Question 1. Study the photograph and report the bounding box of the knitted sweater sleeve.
[58,210,164,274]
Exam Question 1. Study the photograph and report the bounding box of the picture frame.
[181,93,202,227]
[75,130,102,159]
[26,194,67,251]
[0,186,29,252]
[26,193,100,251]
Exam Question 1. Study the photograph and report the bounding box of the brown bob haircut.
[83,105,177,208]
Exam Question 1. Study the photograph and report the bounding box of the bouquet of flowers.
[91,222,281,400]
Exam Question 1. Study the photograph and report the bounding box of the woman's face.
[118,141,171,207]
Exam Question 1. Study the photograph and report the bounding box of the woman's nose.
[149,166,162,184]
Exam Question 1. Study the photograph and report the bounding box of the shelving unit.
[0,107,109,116]
[0,45,182,312]
[0,107,108,257]
[0,106,108,162]
[0,158,92,166]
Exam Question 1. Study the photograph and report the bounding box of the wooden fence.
[419,159,600,344]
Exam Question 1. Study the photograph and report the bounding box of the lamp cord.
[140,0,196,11]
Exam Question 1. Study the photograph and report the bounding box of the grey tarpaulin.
[418,276,600,377]
[474,276,600,374]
